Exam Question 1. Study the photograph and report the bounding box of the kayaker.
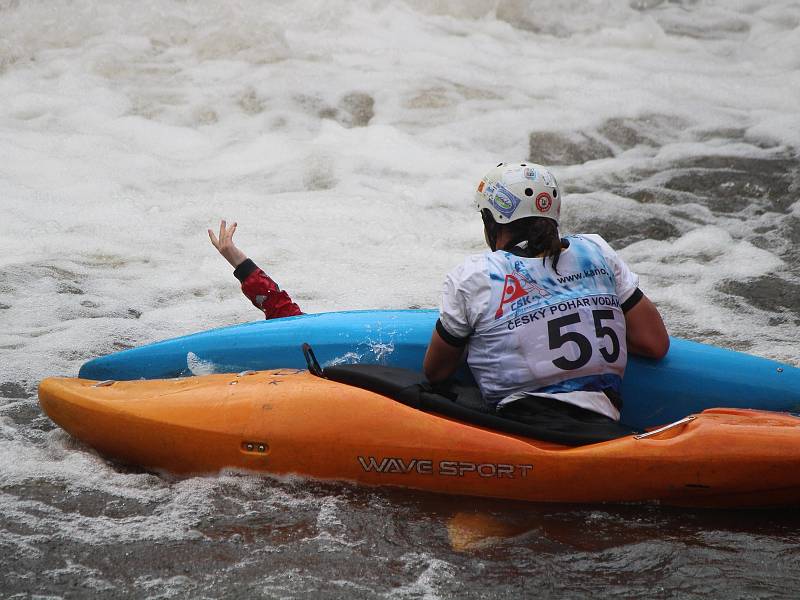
[423,162,670,441]
[208,220,303,319]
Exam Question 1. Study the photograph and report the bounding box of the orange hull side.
[38,370,800,508]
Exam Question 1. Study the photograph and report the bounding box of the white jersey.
[438,234,640,421]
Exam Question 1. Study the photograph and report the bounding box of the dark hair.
[483,210,563,273]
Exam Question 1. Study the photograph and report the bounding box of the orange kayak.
[38,369,800,508]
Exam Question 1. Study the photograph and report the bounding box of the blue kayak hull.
[78,310,800,429]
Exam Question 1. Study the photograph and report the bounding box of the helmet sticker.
[491,183,521,218]
[535,192,552,213]
[541,170,555,187]
[523,167,538,180]
[503,168,526,185]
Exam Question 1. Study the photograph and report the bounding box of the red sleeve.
[233,259,303,320]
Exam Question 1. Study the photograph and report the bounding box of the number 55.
[548,310,621,371]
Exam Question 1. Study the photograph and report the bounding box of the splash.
[186,352,216,376]
[368,341,396,364]
[324,352,364,367]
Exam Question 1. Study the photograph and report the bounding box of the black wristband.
[436,318,470,348]
[233,258,259,283]
[621,288,644,313]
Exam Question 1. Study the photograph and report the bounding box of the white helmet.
[474,162,561,225]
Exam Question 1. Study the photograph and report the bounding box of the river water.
[1,0,799,598]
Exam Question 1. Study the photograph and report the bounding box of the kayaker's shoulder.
[567,233,616,253]
[445,252,493,280]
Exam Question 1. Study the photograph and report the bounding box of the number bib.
[511,297,626,389]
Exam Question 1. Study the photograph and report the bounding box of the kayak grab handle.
[634,415,696,440]
[91,380,116,387]
[302,343,324,377]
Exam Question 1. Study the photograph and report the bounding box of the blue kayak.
[78,309,800,429]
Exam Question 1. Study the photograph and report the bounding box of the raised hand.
[208,220,247,268]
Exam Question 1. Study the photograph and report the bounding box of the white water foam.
[1,0,799,595]
[0,1,796,387]
[386,553,457,600]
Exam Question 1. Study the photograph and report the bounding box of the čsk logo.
[495,273,551,319]
[535,192,552,213]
